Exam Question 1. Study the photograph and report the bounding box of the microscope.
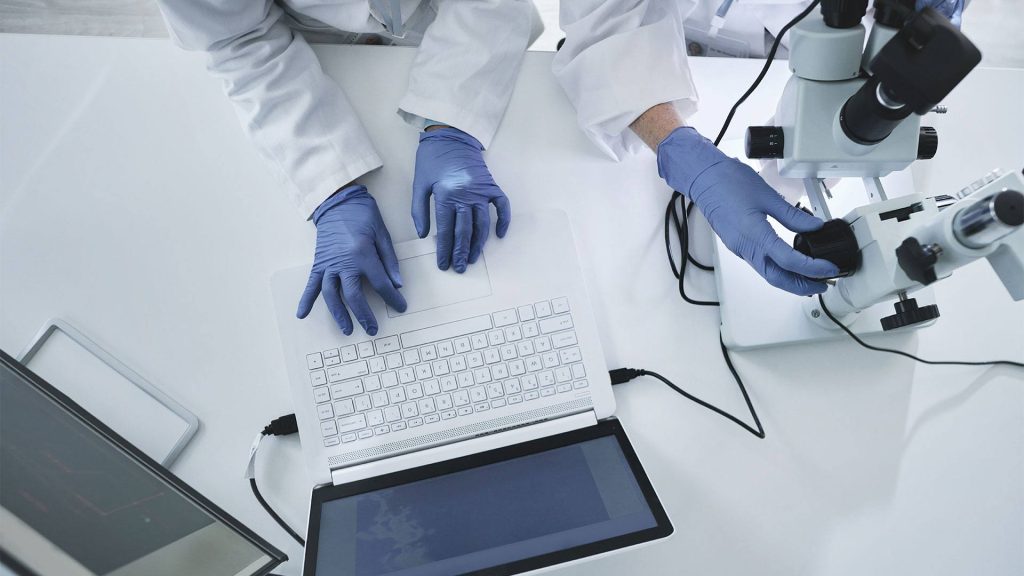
[715,0,1024,349]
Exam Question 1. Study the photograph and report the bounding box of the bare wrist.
[630,103,684,151]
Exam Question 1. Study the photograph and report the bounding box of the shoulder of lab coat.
[553,0,701,161]
[155,0,383,218]
[397,0,542,148]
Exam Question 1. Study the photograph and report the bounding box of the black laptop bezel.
[0,349,287,576]
[305,417,673,576]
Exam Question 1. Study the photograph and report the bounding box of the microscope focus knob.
[745,126,784,159]
[917,126,938,160]
[792,219,861,278]
[880,297,941,331]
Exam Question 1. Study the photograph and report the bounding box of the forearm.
[629,103,685,151]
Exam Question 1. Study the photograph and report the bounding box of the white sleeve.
[553,0,700,160]
[156,0,383,217]
[398,0,542,148]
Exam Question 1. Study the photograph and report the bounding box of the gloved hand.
[917,0,964,27]
[412,127,511,273]
[658,127,839,295]
[297,185,407,336]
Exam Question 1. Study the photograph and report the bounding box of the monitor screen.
[0,351,284,576]
[308,420,671,576]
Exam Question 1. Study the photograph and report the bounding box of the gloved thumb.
[411,178,432,238]
[767,194,825,233]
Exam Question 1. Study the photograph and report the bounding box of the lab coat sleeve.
[553,0,700,160]
[156,0,383,218]
[397,0,542,148]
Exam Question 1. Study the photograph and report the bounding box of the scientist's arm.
[399,0,539,273]
[155,0,405,335]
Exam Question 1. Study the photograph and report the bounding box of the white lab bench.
[1,34,1022,576]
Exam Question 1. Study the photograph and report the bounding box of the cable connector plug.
[609,368,644,385]
[262,413,298,436]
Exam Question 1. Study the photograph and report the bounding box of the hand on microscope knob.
[657,127,840,295]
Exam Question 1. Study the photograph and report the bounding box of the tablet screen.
[308,421,670,576]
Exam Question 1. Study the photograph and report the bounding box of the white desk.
[2,34,1022,576]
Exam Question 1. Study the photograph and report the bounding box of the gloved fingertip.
[454,262,467,274]
[365,325,378,337]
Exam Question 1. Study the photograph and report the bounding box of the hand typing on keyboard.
[297,185,407,336]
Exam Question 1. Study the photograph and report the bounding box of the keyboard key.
[517,305,535,321]
[330,379,364,398]
[522,322,539,338]
[414,364,432,380]
[323,348,339,359]
[419,345,438,361]
[432,360,450,376]
[325,437,340,447]
[437,341,455,357]
[508,394,523,405]
[467,352,484,368]
[471,333,488,350]
[474,402,490,413]
[470,386,487,403]
[555,367,572,383]
[504,325,522,342]
[450,355,468,372]
[423,379,441,395]
[401,402,419,418]
[368,356,386,373]
[375,425,390,435]
[535,301,552,317]
[484,349,501,364]
[453,337,472,353]
[539,371,555,386]
[551,331,578,349]
[534,337,552,353]
[342,433,357,443]
[493,309,518,327]
[385,353,403,369]
[324,356,341,367]
[375,336,401,355]
[559,347,582,364]
[328,361,368,382]
[500,344,517,361]
[313,386,331,403]
[573,380,589,389]
[436,394,454,410]
[355,395,372,412]
[310,370,327,386]
[388,387,407,404]
[516,340,535,356]
[539,315,573,334]
[487,383,504,399]
[491,363,509,380]
[335,398,355,415]
[542,352,560,368]
[371,391,389,408]
[425,413,441,424]
[488,330,505,346]
[367,409,384,426]
[381,372,399,388]
[572,363,586,379]
[473,368,492,384]
[384,406,401,422]
[358,429,374,439]
[541,387,555,397]
[525,391,540,401]
[398,367,415,384]
[338,414,367,433]
[552,297,570,314]
[557,383,572,393]
[403,349,420,365]
[418,397,437,414]
[509,359,526,376]
[457,372,475,388]
[409,417,424,428]
[307,353,324,370]
[504,379,522,394]
[458,406,474,416]
[522,374,539,390]
[317,404,334,420]
[340,345,358,362]
[357,341,374,358]
[440,375,458,392]
[525,356,543,372]
[453,390,471,406]
[441,410,457,420]
[401,315,493,349]
[363,374,382,391]
[391,422,407,432]
[320,420,338,437]
[491,399,507,408]
[406,383,424,400]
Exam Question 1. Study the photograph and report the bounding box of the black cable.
[250,478,305,547]
[252,413,306,547]
[665,191,720,306]
[817,295,1024,368]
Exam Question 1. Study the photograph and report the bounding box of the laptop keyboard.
[306,297,591,447]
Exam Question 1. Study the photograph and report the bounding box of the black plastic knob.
[880,297,940,331]
[994,190,1024,226]
[822,0,869,28]
[745,126,785,159]
[896,237,940,285]
[873,0,915,28]
[793,219,861,278]
[917,126,938,159]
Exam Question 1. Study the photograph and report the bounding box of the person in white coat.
[156,0,541,336]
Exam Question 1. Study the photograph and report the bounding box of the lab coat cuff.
[299,153,383,219]
[397,96,499,150]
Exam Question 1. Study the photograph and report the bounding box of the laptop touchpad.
[387,252,493,317]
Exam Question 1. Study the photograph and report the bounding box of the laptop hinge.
[330,411,598,486]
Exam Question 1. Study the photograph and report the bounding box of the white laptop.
[271,210,672,576]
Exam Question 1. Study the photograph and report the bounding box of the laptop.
[270,210,672,575]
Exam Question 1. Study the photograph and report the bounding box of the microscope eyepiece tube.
[839,77,912,144]
[952,190,1024,249]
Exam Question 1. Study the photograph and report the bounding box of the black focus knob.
[917,126,938,160]
[792,219,861,278]
[896,236,940,285]
[880,297,940,331]
[745,126,785,159]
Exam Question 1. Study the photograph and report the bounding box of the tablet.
[305,418,672,576]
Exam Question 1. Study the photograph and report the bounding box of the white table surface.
[2,34,1022,576]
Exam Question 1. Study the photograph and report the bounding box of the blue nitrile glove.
[297,185,407,336]
[412,127,511,273]
[658,127,839,296]
[917,0,964,27]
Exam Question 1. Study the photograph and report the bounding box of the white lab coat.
[156,0,541,217]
